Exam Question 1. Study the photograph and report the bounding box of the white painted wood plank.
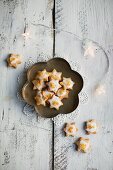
[0,125,51,170]
[54,0,113,170]
[55,0,113,47]
[0,0,53,170]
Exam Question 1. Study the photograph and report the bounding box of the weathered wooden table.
[0,0,113,170]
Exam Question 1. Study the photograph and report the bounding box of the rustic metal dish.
[22,58,83,118]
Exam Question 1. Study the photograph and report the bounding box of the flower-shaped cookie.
[60,77,74,90]
[56,88,69,100]
[22,58,83,118]
[35,91,46,106]
[42,90,54,101]
[76,137,91,153]
[85,119,98,134]
[32,79,46,90]
[47,79,62,93]
[64,123,78,137]
[35,69,49,81]
[50,69,62,80]
[7,54,22,68]
[48,95,63,110]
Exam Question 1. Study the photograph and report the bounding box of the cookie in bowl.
[56,88,69,100]
[49,69,62,81]
[35,91,46,106]
[42,90,54,101]
[48,95,63,110]
[47,79,62,93]
[60,77,74,90]
[35,69,50,81]
[32,79,46,90]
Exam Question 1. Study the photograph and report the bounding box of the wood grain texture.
[54,0,113,170]
[0,0,53,170]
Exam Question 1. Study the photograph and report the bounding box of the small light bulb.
[83,40,98,57]
[22,32,30,39]
[95,85,106,95]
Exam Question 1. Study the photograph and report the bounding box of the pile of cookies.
[64,119,98,153]
[32,69,74,110]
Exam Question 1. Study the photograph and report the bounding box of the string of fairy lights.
[21,24,109,96]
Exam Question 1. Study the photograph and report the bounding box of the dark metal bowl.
[22,58,83,118]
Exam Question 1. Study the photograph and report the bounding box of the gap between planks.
[52,0,55,170]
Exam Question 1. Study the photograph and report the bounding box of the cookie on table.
[47,79,61,93]
[7,54,22,68]
[85,119,98,134]
[32,79,45,90]
[64,123,78,137]
[56,87,69,100]
[60,77,74,90]
[35,91,46,106]
[35,69,50,81]
[48,95,63,110]
[42,90,54,101]
[49,69,62,81]
[76,137,91,153]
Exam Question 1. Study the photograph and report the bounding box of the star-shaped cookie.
[76,137,91,153]
[7,54,22,68]
[48,95,63,110]
[60,77,74,90]
[64,123,78,137]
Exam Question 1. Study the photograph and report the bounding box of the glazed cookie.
[35,91,46,106]
[49,69,62,81]
[48,95,63,110]
[76,137,91,153]
[35,69,50,81]
[85,119,98,134]
[32,79,45,90]
[47,79,61,93]
[64,123,78,137]
[7,54,22,68]
[56,88,69,100]
[42,90,54,101]
[60,77,74,90]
